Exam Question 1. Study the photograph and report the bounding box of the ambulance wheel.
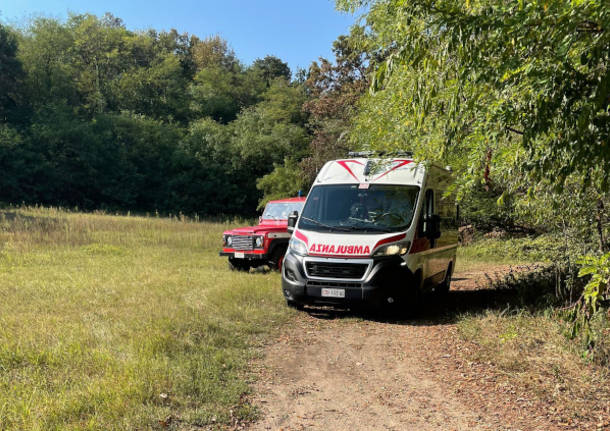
[228,258,251,272]
[436,263,453,296]
[286,300,304,311]
[269,246,287,272]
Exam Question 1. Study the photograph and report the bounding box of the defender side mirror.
[287,211,298,233]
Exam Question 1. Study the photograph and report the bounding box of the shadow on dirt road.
[303,269,554,326]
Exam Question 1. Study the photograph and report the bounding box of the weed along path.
[247,266,609,431]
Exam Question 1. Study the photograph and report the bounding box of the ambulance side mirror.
[287,211,298,233]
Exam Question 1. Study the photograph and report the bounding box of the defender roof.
[267,197,307,204]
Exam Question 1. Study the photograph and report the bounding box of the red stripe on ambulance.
[336,160,363,182]
[294,229,308,246]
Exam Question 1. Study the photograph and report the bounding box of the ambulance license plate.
[321,288,345,298]
[234,252,245,258]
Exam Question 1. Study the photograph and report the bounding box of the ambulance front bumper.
[281,250,416,307]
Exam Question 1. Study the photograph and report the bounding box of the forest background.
[1,1,609,358]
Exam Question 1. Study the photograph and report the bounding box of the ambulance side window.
[425,189,434,218]
[422,189,434,234]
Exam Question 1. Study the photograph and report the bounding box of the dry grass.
[0,207,292,430]
[458,311,610,425]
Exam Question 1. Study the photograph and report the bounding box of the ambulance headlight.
[373,241,411,257]
[224,235,232,247]
[254,235,264,248]
[289,236,308,256]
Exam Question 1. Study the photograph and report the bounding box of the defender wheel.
[228,258,251,272]
[269,246,287,272]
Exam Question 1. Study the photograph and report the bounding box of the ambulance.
[281,152,458,309]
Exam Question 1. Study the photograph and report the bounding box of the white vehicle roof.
[314,157,451,186]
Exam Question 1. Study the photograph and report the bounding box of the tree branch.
[506,126,524,135]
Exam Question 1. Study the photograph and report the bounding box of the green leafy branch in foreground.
[572,252,610,359]
[578,252,610,313]
[337,0,610,235]
[339,0,610,191]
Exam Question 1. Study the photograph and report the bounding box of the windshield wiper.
[300,216,352,232]
[347,225,397,233]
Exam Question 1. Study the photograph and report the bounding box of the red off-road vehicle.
[220,197,306,271]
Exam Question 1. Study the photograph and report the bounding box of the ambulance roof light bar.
[347,150,413,158]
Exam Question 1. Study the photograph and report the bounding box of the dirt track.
[247,266,573,431]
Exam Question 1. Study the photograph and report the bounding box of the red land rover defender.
[220,197,306,271]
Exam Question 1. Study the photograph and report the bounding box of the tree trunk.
[596,198,608,253]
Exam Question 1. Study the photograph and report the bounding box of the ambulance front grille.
[305,262,368,279]
[231,235,253,250]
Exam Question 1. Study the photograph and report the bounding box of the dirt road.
[247,266,573,431]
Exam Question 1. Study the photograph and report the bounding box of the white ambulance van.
[282,153,458,309]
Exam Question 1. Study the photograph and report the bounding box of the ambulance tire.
[436,263,453,296]
[286,300,304,311]
[382,269,421,318]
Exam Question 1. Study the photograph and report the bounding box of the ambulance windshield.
[299,184,419,233]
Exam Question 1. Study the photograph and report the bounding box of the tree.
[300,32,370,182]
[231,79,309,168]
[0,13,305,216]
[190,35,238,72]
[338,0,609,239]
[254,33,371,205]
[0,24,24,123]
[251,55,291,85]
[256,158,306,208]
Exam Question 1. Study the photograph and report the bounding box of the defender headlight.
[254,235,264,248]
[289,236,308,256]
[224,235,232,247]
[373,241,411,257]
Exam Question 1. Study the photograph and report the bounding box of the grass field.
[2,209,607,430]
[0,208,292,430]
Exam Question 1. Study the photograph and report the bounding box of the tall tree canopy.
[252,55,292,85]
[0,24,24,123]
[337,0,609,249]
[0,14,311,215]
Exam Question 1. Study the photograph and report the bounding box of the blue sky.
[0,0,360,74]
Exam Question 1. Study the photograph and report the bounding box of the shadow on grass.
[0,210,64,228]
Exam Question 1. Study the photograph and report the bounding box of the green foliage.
[299,31,370,184]
[0,24,25,123]
[458,234,565,266]
[571,252,610,363]
[172,117,259,215]
[337,1,610,350]
[251,55,292,85]
[337,0,610,235]
[340,0,610,185]
[256,158,306,208]
[231,79,309,168]
[578,252,610,313]
[190,65,245,122]
[0,13,312,216]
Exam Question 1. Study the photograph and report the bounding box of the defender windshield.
[262,202,304,220]
[299,184,419,233]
